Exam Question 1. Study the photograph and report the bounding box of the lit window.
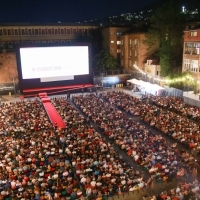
[111,41,114,43]
[190,31,197,37]
[184,59,190,71]
[117,41,121,45]
[129,39,132,45]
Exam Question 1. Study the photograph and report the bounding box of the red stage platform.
[22,84,93,97]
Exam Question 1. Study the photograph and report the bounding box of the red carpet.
[39,93,66,129]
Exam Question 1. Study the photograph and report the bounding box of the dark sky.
[0,0,161,23]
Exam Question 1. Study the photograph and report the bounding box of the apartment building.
[101,26,130,67]
[182,23,200,78]
[0,22,98,52]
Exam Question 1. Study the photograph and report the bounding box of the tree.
[143,1,185,77]
[93,50,118,71]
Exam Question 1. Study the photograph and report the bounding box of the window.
[117,41,121,45]
[7,29,11,35]
[35,29,38,35]
[129,60,132,67]
[48,29,51,35]
[134,39,138,46]
[191,60,198,72]
[79,29,82,34]
[147,60,152,65]
[48,40,53,44]
[14,29,18,35]
[28,41,33,44]
[15,41,20,45]
[61,40,65,43]
[42,29,45,35]
[130,50,132,56]
[67,40,71,43]
[117,32,122,36]
[73,29,76,34]
[135,50,138,57]
[111,41,114,43]
[129,39,132,45]
[110,32,113,35]
[8,42,13,48]
[121,49,124,56]
[67,29,70,34]
[0,42,5,48]
[117,49,121,53]
[41,41,46,44]
[190,31,197,37]
[84,29,88,34]
[121,60,123,66]
[22,41,26,44]
[35,41,40,44]
[61,29,64,34]
[54,40,59,43]
[0,30,2,35]
[54,29,58,34]
[21,29,25,35]
[184,59,190,71]
[28,29,32,35]
[121,40,123,45]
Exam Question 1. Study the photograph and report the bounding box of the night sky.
[0,0,161,23]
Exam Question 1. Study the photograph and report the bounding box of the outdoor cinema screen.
[19,46,89,79]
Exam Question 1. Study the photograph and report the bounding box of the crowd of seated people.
[0,91,199,200]
[0,99,83,200]
[146,95,200,122]
[71,94,198,185]
[51,96,148,198]
[100,91,200,150]
[147,180,200,200]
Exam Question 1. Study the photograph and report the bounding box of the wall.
[0,51,18,83]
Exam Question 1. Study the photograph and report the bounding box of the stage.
[22,84,93,97]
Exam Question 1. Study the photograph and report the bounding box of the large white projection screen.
[19,46,89,80]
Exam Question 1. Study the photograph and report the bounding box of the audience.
[0,89,199,199]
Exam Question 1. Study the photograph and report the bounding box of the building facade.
[182,23,200,78]
[0,23,98,52]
